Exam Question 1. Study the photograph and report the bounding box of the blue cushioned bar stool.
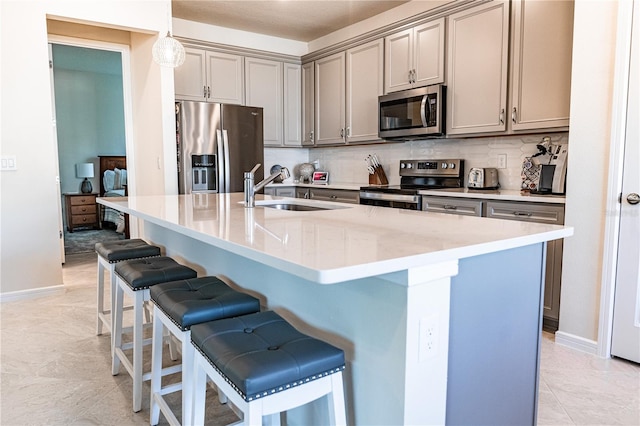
[149,276,261,426]
[112,256,197,413]
[191,311,347,426]
[95,239,161,336]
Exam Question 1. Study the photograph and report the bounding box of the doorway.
[49,36,131,259]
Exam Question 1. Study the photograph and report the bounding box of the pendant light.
[152,3,185,68]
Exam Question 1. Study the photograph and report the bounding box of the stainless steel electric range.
[359,159,465,210]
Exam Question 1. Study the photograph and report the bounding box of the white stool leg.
[192,354,208,426]
[246,401,263,426]
[96,257,106,335]
[182,331,194,426]
[328,372,347,426]
[111,278,124,375]
[150,305,164,425]
[133,290,145,413]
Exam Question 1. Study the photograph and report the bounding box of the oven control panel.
[399,159,464,177]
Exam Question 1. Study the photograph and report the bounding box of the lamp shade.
[76,163,94,179]
[152,32,186,68]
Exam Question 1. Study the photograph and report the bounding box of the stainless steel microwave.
[378,84,445,140]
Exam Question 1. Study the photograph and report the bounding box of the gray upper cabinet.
[175,47,244,105]
[446,0,510,135]
[315,52,346,145]
[509,0,573,131]
[446,0,573,136]
[245,57,283,146]
[302,62,315,145]
[284,63,303,146]
[311,38,383,146]
[346,39,384,144]
[174,47,208,101]
[207,51,245,105]
[385,18,446,93]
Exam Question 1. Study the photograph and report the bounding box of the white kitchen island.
[98,193,572,426]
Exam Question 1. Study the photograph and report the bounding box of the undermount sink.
[255,201,348,211]
[260,202,330,211]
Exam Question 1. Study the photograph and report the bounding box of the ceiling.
[172,0,412,42]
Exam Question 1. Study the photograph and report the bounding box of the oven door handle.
[359,192,420,204]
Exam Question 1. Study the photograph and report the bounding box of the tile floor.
[1,252,639,425]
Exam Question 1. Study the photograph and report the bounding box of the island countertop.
[98,193,572,284]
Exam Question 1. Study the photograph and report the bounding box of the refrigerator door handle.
[216,129,225,193]
[222,129,231,193]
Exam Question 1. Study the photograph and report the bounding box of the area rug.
[64,229,124,254]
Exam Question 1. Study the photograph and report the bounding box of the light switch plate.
[1,155,17,171]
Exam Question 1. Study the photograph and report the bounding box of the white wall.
[0,0,172,295]
[558,0,619,344]
[173,18,308,56]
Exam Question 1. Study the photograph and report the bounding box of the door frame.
[597,0,636,358]
[48,35,136,242]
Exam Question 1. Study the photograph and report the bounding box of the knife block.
[369,166,389,185]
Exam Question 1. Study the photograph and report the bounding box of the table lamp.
[76,163,95,193]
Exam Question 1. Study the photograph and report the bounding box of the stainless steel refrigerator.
[176,101,264,194]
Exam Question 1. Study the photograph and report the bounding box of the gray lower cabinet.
[422,196,565,331]
[485,200,565,332]
[308,187,359,204]
[263,186,296,197]
[267,186,359,204]
[423,196,483,216]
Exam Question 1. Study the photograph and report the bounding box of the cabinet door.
[245,57,283,146]
[174,47,207,101]
[284,63,302,146]
[275,187,296,198]
[485,201,565,225]
[385,28,413,93]
[414,18,446,87]
[315,52,346,145]
[309,188,359,204]
[422,196,483,216]
[346,39,383,144]
[207,51,244,105]
[302,62,315,145]
[447,1,509,135]
[510,0,573,130]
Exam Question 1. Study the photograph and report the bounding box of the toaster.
[467,167,499,189]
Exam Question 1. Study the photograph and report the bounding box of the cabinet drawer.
[71,214,97,225]
[423,196,483,216]
[71,205,97,215]
[69,195,96,206]
[485,201,564,225]
[309,188,359,204]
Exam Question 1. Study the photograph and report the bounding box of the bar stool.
[112,256,197,412]
[149,276,261,426]
[95,239,161,336]
[191,311,347,426]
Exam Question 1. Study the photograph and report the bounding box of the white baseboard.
[554,331,598,355]
[0,285,65,303]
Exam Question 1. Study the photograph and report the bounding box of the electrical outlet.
[497,154,507,169]
[419,314,439,361]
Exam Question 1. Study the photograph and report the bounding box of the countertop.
[269,182,566,204]
[98,193,572,284]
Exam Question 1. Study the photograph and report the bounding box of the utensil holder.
[369,166,389,185]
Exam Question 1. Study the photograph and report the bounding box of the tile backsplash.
[265,132,569,190]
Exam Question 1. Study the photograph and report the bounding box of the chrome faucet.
[244,163,291,208]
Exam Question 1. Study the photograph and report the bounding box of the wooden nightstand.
[64,193,99,232]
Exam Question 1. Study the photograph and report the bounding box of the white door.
[48,43,65,264]
[611,0,640,363]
